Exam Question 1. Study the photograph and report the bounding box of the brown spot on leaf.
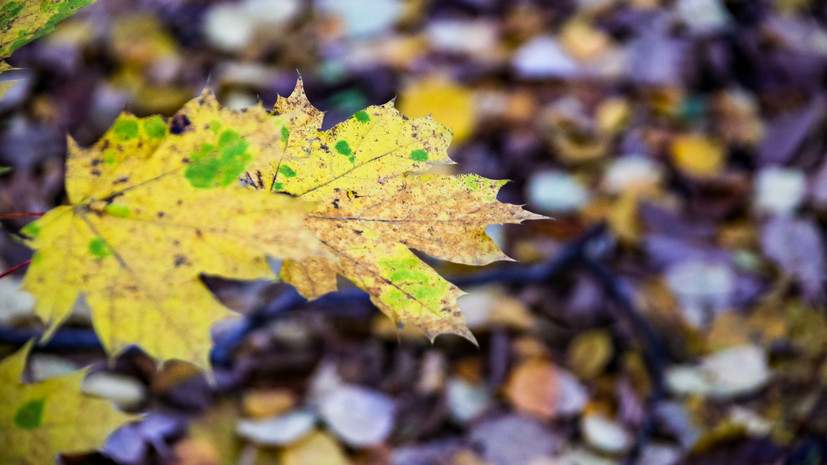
[170,114,191,135]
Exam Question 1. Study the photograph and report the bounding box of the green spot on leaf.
[112,119,139,141]
[21,222,40,239]
[185,130,252,188]
[209,119,222,135]
[31,251,42,265]
[281,126,290,143]
[142,116,167,139]
[410,149,428,161]
[0,2,25,32]
[14,398,45,430]
[272,182,284,191]
[278,164,297,178]
[378,255,449,307]
[464,177,480,191]
[355,110,370,123]
[335,140,352,159]
[105,204,130,218]
[104,154,116,165]
[88,238,111,259]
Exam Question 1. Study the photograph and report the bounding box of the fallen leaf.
[247,79,544,343]
[399,76,475,145]
[0,342,134,465]
[181,401,240,465]
[0,0,96,72]
[241,389,296,419]
[280,431,352,465]
[22,94,323,369]
[504,359,588,420]
[671,133,725,177]
[567,329,613,380]
[760,215,825,299]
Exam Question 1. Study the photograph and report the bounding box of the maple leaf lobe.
[22,91,324,369]
[244,79,545,343]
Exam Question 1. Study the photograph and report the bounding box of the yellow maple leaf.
[0,342,134,464]
[0,0,96,73]
[244,80,545,343]
[22,93,323,369]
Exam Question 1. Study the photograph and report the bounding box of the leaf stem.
[0,212,45,219]
[0,259,32,279]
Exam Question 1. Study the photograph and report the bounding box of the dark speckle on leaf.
[170,114,191,135]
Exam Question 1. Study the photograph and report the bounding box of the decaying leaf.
[22,94,323,369]
[0,342,134,464]
[0,0,96,73]
[244,79,544,343]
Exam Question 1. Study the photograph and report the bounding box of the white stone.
[666,345,769,399]
[755,166,806,214]
[581,414,631,455]
[236,410,316,446]
[319,384,395,447]
[426,20,498,56]
[676,0,730,34]
[513,36,580,79]
[81,372,146,409]
[203,5,256,52]
[317,0,402,39]
[555,369,589,416]
[0,276,34,324]
[241,0,301,23]
[664,260,734,327]
[602,156,663,194]
[525,170,589,213]
[446,378,491,423]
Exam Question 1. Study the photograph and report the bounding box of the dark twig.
[581,252,667,465]
[0,259,31,279]
[0,212,44,219]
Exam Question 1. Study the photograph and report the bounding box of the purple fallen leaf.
[761,215,825,299]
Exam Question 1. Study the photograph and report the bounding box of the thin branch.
[0,259,31,279]
[581,253,667,465]
[0,212,44,219]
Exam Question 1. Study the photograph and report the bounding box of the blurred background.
[3,0,827,464]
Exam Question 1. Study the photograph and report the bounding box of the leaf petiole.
[0,212,44,219]
[0,259,31,279]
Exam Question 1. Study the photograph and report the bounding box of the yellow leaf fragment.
[0,0,96,60]
[0,342,134,465]
[399,76,476,145]
[245,80,544,343]
[0,78,21,99]
[23,93,324,369]
[280,431,352,465]
[671,133,725,177]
